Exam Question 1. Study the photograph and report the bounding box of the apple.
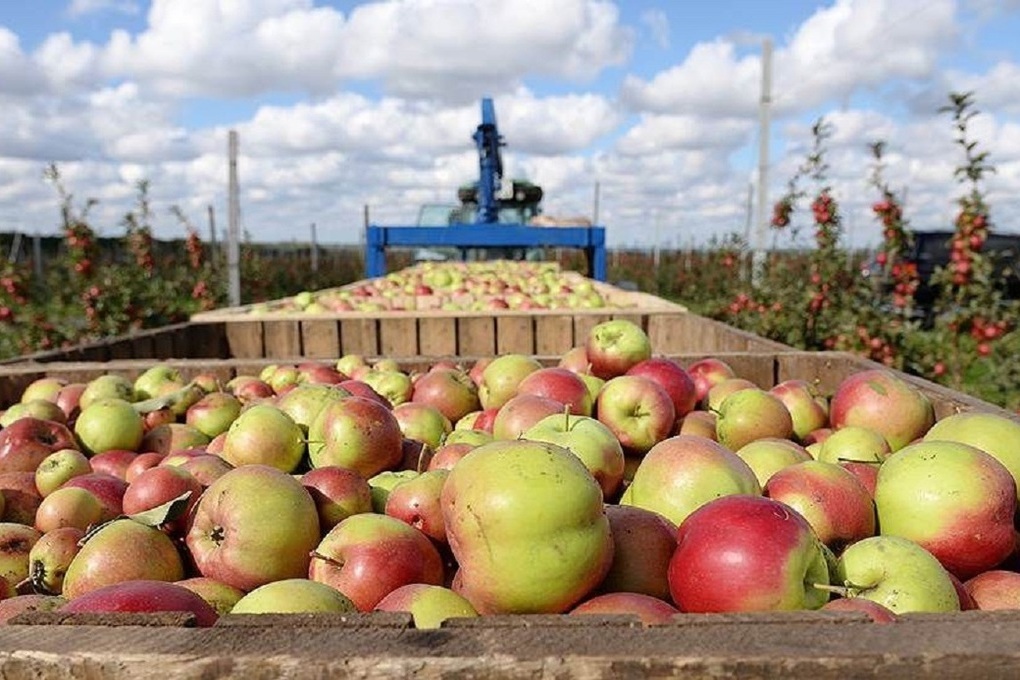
[392,402,452,450]
[833,535,959,613]
[715,389,793,452]
[226,375,275,403]
[383,468,449,544]
[219,403,305,473]
[0,472,43,525]
[515,367,593,417]
[139,423,210,457]
[300,466,373,533]
[187,465,320,593]
[59,580,218,626]
[78,374,135,411]
[570,592,680,625]
[0,400,68,428]
[88,449,139,480]
[596,375,675,455]
[374,583,478,629]
[599,504,676,601]
[820,596,898,622]
[34,486,104,533]
[309,513,444,612]
[557,345,590,375]
[685,358,737,403]
[0,417,78,474]
[185,391,242,439]
[410,368,481,425]
[477,354,542,410]
[307,396,404,478]
[769,379,829,442]
[764,460,876,552]
[0,522,42,589]
[60,473,128,523]
[27,526,84,595]
[55,383,87,422]
[175,577,245,616]
[522,413,626,500]
[442,439,613,614]
[133,364,184,401]
[585,319,652,380]
[491,394,563,441]
[621,435,761,526]
[231,578,357,614]
[427,442,475,471]
[19,377,67,405]
[874,440,1016,579]
[668,494,830,612]
[923,412,1020,503]
[964,570,1020,610]
[626,358,698,420]
[828,369,934,451]
[61,519,185,600]
[734,437,813,487]
[361,369,414,408]
[124,452,165,483]
[35,448,92,497]
[817,426,891,465]
[122,466,203,536]
[74,398,145,457]
[298,362,346,385]
[0,594,67,623]
[705,378,758,413]
[677,411,717,440]
[336,354,367,378]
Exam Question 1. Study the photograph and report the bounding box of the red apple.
[515,367,593,417]
[307,397,404,477]
[59,580,218,626]
[964,570,1020,610]
[769,379,829,442]
[828,369,934,452]
[685,358,736,403]
[570,592,679,625]
[596,375,675,455]
[626,358,697,420]
[300,466,373,533]
[492,394,563,441]
[600,504,677,601]
[0,417,77,474]
[88,449,139,481]
[410,368,481,424]
[820,597,898,622]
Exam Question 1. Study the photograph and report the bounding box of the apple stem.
[836,457,882,465]
[563,405,571,431]
[812,582,865,598]
[309,550,344,569]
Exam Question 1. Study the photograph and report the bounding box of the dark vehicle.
[861,230,1020,317]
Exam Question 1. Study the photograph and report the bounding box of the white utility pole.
[227,130,241,306]
[752,38,773,283]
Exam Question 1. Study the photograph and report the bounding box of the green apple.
[368,469,419,513]
[220,403,305,473]
[231,578,357,614]
[441,439,613,614]
[477,354,542,410]
[74,398,144,456]
[374,583,478,628]
[834,535,959,613]
[923,412,1020,502]
[817,425,891,465]
[78,375,135,411]
[35,449,92,497]
[715,389,794,452]
[522,413,626,500]
[0,400,67,427]
[734,437,813,487]
[133,364,184,401]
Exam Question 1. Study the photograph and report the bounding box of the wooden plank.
[572,313,612,347]
[182,322,230,359]
[225,321,265,359]
[262,321,303,359]
[457,317,496,357]
[496,316,535,355]
[535,315,575,355]
[338,319,379,357]
[300,320,340,359]
[418,317,457,357]
[379,318,420,357]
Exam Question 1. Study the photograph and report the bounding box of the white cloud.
[640,9,670,49]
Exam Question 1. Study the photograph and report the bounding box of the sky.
[1,0,1020,250]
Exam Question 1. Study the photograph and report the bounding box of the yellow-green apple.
[478,354,542,410]
[336,354,368,379]
[427,442,475,471]
[361,369,413,408]
[817,426,891,464]
[122,466,203,536]
[768,379,829,441]
[383,468,449,544]
[578,374,605,405]
[34,486,104,533]
[373,358,400,373]
[0,472,43,524]
[61,472,127,522]
[367,470,418,513]
[677,410,716,439]
[309,513,444,611]
[596,375,675,455]
[231,578,357,614]
[828,369,934,451]
[833,535,959,613]
[557,345,590,375]
[705,378,757,413]
[599,504,676,600]
[139,423,210,457]
[374,583,478,629]
[35,449,91,496]
[411,368,481,423]
[187,465,320,592]
[263,364,301,394]
[185,391,242,439]
[764,460,876,552]
[59,580,218,626]
[963,570,1020,610]
[516,367,593,416]
[585,319,652,380]
[74,398,144,457]
[668,494,830,612]
[622,435,761,526]
[441,440,613,614]
[79,375,135,411]
[133,364,184,401]
[275,383,351,435]
[523,413,626,500]
[444,428,493,447]
[62,519,184,599]
[923,412,1020,502]
[300,466,373,533]
[570,592,680,625]
[492,394,563,441]
[685,357,737,403]
[0,417,78,473]
[0,522,41,588]
[392,402,452,450]
[0,400,68,427]
[734,438,813,487]
[626,358,698,420]
[308,396,404,477]
[27,526,83,595]
[175,577,244,616]
[874,440,1016,579]
[715,389,793,452]
[219,403,304,473]
[19,377,67,404]
[820,596,898,622]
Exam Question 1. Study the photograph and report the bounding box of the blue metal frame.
[365,224,607,281]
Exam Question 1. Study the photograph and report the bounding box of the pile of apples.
[0,317,1019,628]
[244,260,611,314]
